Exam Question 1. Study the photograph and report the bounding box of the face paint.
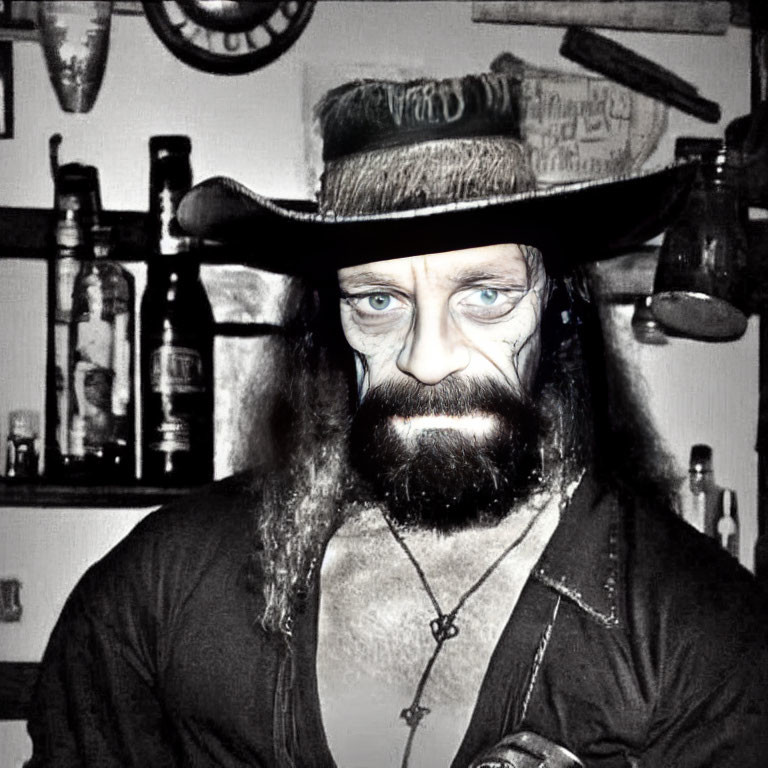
[338,243,548,405]
[339,244,551,530]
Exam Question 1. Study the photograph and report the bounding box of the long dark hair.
[538,269,679,508]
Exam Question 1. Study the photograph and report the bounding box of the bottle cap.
[55,163,102,227]
[8,410,40,440]
[149,135,192,157]
[689,443,713,473]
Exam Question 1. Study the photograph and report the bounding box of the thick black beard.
[349,377,545,532]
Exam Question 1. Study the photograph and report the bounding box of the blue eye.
[367,293,392,310]
[479,288,499,305]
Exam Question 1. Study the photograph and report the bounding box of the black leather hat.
[177,74,695,275]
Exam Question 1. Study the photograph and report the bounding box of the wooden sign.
[493,55,668,185]
[473,1,732,34]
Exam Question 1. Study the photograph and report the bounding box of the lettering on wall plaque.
[142,0,316,75]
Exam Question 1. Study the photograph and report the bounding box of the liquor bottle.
[70,225,136,480]
[6,410,40,480]
[715,488,739,559]
[686,444,719,536]
[45,192,88,478]
[140,136,214,485]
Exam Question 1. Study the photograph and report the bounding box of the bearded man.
[28,75,768,768]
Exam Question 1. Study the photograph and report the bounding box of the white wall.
[0,3,756,763]
[0,3,750,208]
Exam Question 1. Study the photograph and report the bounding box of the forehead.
[337,243,540,287]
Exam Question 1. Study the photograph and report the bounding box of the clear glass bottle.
[687,444,718,536]
[715,488,739,559]
[45,192,87,478]
[6,410,40,479]
[70,225,136,480]
[140,136,214,485]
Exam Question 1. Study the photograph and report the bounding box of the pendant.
[430,613,459,643]
[400,704,431,727]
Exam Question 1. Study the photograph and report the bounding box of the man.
[28,74,768,767]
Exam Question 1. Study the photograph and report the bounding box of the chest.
[315,509,559,768]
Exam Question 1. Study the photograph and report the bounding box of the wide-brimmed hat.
[178,73,695,276]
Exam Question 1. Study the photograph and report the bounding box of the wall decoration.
[472,1,732,35]
[0,40,12,139]
[37,1,114,113]
[492,53,668,187]
[560,26,720,123]
[142,0,316,75]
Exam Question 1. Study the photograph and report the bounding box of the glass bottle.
[55,162,102,237]
[715,488,739,559]
[687,444,718,535]
[6,410,40,479]
[651,142,749,341]
[45,192,87,478]
[70,225,136,480]
[140,136,214,485]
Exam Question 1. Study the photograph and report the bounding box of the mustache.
[349,375,544,531]
[357,377,532,419]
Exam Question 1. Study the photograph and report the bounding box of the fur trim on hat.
[320,136,535,216]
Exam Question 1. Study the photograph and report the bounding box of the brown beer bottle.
[140,136,214,485]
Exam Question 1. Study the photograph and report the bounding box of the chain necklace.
[382,472,584,768]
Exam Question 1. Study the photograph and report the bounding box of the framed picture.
[0,41,12,139]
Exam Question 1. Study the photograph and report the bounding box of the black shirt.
[27,475,768,767]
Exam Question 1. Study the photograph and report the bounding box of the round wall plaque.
[142,0,316,75]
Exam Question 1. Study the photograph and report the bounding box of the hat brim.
[177,162,696,276]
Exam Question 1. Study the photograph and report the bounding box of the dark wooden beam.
[750,0,768,590]
[0,661,38,720]
[471,1,732,34]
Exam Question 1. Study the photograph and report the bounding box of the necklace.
[382,473,584,768]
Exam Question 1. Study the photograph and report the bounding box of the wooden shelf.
[0,480,195,508]
[0,201,316,263]
[0,207,149,260]
[0,20,36,43]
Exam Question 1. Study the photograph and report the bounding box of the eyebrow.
[449,268,528,288]
[338,265,530,291]
[338,270,399,290]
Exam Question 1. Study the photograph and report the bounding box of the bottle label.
[111,312,131,418]
[74,279,115,451]
[150,346,206,394]
[55,256,80,321]
[77,312,112,369]
[149,416,191,453]
[54,322,71,454]
[72,361,113,449]
[157,187,190,255]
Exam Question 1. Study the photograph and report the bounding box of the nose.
[397,305,470,385]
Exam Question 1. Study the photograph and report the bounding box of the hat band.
[319,136,535,216]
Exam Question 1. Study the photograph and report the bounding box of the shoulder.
[623,494,763,619]
[620,493,768,694]
[73,473,262,624]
